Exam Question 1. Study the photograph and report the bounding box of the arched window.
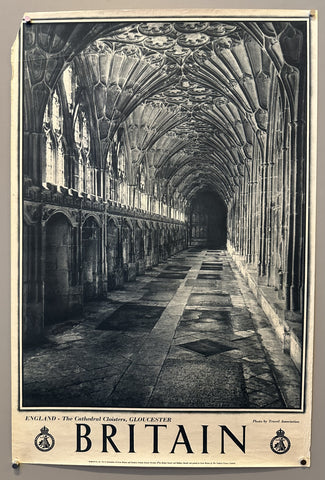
[44,111,55,184]
[43,90,66,187]
[62,65,73,112]
[73,108,91,193]
[43,64,97,195]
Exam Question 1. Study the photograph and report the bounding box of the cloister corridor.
[23,247,300,409]
[19,18,309,411]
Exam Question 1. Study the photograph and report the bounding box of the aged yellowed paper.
[11,9,317,467]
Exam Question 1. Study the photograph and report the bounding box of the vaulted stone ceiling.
[24,19,305,204]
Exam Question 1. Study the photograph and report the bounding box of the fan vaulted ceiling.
[26,19,303,204]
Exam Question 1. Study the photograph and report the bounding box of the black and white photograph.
[10,9,318,468]
[16,12,314,413]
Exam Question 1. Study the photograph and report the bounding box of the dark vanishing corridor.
[190,192,227,248]
[23,248,300,409]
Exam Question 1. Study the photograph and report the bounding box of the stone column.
[266,159,275,287]
[63,151,77,189]
[259,160,268,278]
[287,121,300,311]
[22,217,44,342]
[24,131,45,186]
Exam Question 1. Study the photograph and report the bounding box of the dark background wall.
[190,192,227,248]
[1,1,324,480]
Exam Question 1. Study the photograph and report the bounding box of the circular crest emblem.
[270,428,291,454]
[34,426,55,452]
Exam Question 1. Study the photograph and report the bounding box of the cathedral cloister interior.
[21,19,307,408]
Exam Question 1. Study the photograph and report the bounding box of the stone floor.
[23,248,302,409]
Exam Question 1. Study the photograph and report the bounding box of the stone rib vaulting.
[21,19,307,409]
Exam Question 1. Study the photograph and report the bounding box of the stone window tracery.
[73,108,91,193]
[62,65,74,113]
[43,91,65,187]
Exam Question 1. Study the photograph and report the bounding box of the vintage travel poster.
[11,9,317,468]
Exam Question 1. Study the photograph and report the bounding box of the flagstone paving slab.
[22,248,301,409]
